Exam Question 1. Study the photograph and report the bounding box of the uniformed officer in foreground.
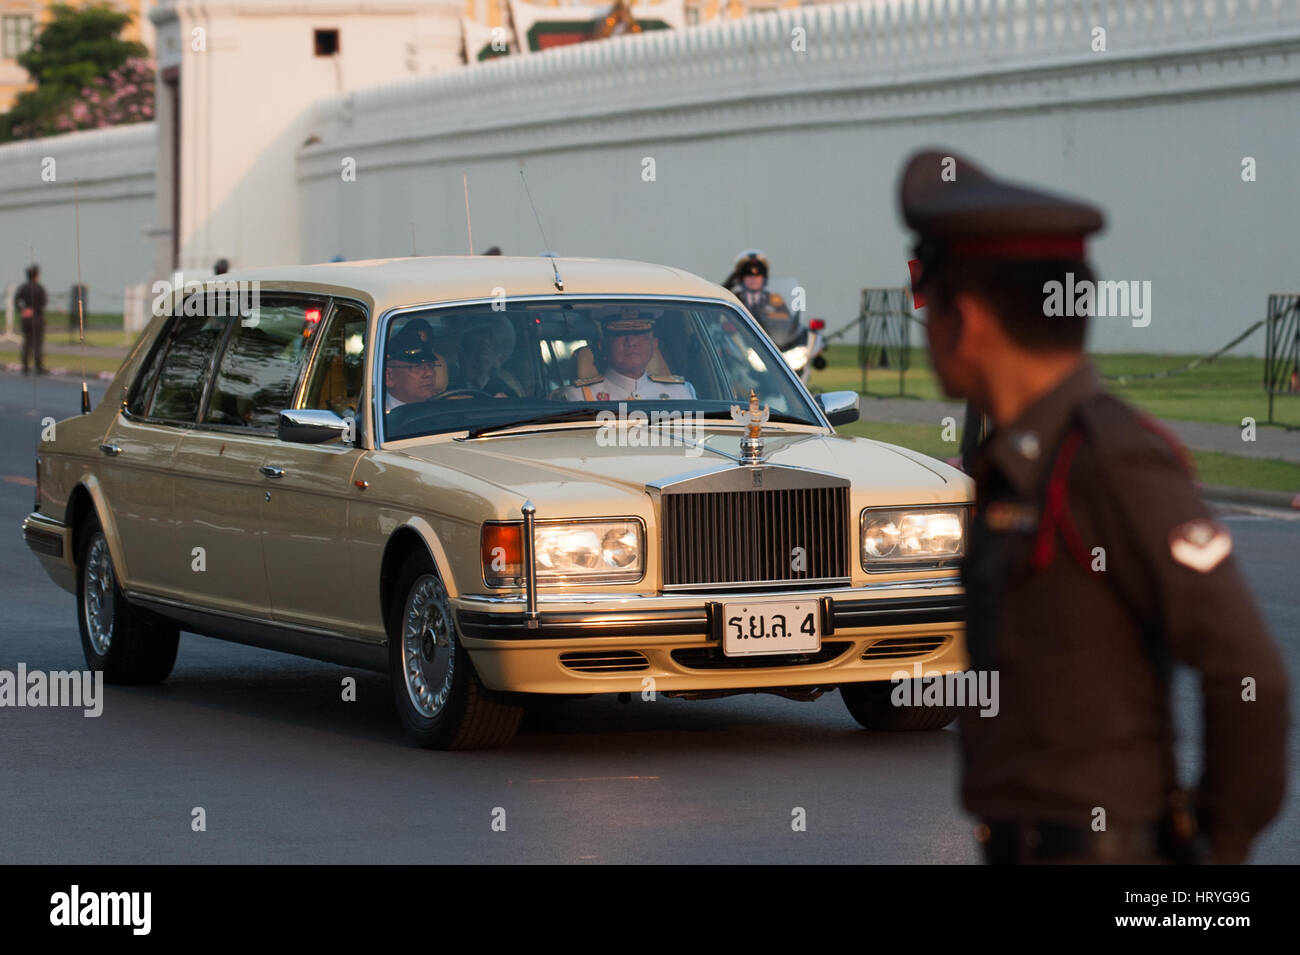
[898,149,1289,864]
[560,307,696,401]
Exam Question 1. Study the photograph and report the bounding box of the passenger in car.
[459,325,521,397]
[559,307,696,401]
[384,318,449,410]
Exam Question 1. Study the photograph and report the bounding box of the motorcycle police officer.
[898,149,1288,864]
[724,250,793,340]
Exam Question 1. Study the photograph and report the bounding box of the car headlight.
[860,505,967,572]
[481,519,644,586]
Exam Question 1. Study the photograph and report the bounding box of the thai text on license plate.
[722,600,820,657]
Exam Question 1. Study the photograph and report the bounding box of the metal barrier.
[856,288,913,396]
[1264,293,1300,425]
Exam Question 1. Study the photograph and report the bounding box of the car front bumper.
[453,581,968,694]
[21,512,75,594]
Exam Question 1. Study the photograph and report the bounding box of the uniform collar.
[980,359,1102,497]
[604,368,644,391]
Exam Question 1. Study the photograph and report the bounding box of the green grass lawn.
[842,419,1300,494]
[812,344,1300,430]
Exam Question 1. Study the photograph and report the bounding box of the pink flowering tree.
[54,56,155,132]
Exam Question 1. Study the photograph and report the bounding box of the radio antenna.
[74,180,90,414]
[463,172,474,255]
[409,222,417,257]
[519,168,562,290]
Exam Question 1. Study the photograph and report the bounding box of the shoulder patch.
[1169,519,1232,572]
[769,293,784,305]
[573,375,604,387]
[648,374,684,384]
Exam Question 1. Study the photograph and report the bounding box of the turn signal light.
[482,523,523,585]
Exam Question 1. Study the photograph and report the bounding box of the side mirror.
[816,391,860,427]
[278,408,352,445]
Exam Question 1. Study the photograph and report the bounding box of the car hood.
[392,425,970,514]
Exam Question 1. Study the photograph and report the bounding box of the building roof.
[223,255,732,311]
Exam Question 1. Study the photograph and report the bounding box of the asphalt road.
[0,372,1295,864]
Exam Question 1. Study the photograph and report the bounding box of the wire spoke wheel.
[82,532,115,655]
[401,574,455,718]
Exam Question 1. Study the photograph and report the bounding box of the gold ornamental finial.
[730,389,770,464]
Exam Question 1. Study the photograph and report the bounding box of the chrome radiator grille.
[660,486,850,589]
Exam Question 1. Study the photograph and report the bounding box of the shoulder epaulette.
[648,374,685,384]
[573,375,604,387]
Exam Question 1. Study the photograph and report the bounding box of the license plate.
[721,600,820,657]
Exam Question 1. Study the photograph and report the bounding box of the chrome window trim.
[294,295,372,448]
[371,292,831,449]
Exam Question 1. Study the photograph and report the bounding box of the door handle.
[99,443,122,456]
[259,465,285,478]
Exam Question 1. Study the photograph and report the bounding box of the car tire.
[841,680,957,732]
[388,552,523,750]
[76,515,179,684]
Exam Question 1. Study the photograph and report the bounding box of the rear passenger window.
[204,300,323,430]
[148,316,227,422]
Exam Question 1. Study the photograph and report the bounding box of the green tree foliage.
[1,3,148,141]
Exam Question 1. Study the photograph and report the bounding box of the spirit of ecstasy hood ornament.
[729,389,770,465]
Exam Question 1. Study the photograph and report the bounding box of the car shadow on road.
[100,633,961,757]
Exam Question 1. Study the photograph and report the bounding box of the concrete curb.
[1200,485,1300,510]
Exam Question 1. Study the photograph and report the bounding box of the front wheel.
[841,680,957,732]
[388,554,523,749]
[76,516,179,684]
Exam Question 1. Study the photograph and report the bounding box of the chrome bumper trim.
[21,512,67,560]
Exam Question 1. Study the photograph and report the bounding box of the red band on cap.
[948,235,1086,260]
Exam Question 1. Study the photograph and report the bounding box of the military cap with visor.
[898,149,1105,295]
[595,304,663,335]
[386,318,441,363]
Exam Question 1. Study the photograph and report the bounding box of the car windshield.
[379,298,823,441]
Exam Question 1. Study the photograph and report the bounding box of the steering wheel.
[430,388,495,401]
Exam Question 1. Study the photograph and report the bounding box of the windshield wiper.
[462,408,603,439]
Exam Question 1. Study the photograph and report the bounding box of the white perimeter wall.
[298,0,1300,355]
[0,124,157,316]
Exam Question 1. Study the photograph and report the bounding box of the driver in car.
[561,308,697,401]
[384,318,449,410]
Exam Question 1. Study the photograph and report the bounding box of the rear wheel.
[388,552,523,750]
[841,680,957,731]
[76,515,179,684]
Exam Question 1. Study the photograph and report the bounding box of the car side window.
[301,301,367,419]
[147,315,227,423]
[204,300,322,431]
[126,322,174,417]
